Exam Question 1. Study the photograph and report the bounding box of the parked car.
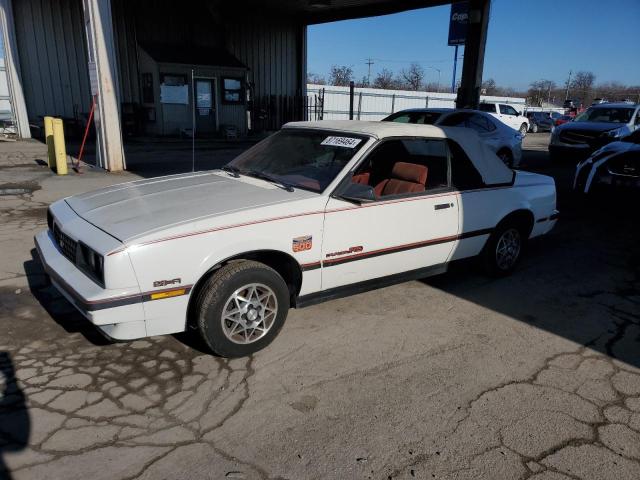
[574,129,640,193]
[384,108,523,168]
[554,115,573,127]
[478,102,529,136]
[549,103,640,160]
[526,111,555,133]
[36,121,558,357]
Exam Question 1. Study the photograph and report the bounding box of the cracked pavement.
[1,135,639,479]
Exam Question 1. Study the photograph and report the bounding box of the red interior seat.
[374,162,428,197]
[352,172,371,185]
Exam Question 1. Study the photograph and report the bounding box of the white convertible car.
[36,121,558,357]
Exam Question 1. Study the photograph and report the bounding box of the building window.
[161,74,186,86]
[160,73,188,105]
[222,77,243,104]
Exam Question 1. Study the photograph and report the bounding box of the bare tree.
[570,71,596,104]
[528,79,557,106]
[400,63,424,91]
[328,65,354,87]
[373,68,396,89]
[356,75,370,88]
[482,78,498,96]
[307,72,326,85]
[424,81,441,93]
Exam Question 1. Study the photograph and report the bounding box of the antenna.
[191,69,195,173]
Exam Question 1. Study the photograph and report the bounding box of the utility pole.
[564,70,572,101]
[365,58,374,86]
[451,45,459,94]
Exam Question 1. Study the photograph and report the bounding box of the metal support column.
[456,0,490,109]
[0,0,30,138]
[82,0,125,171]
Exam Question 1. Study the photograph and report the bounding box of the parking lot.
[1,133,639,479]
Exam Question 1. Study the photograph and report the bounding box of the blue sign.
[448,1,469,46]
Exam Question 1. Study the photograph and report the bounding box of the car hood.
[590,139,640,157]
[65,171,317,242]
[556,122,628,133]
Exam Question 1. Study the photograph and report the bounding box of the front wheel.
[482,222,525,277]
[195,260,290,357]
[519,123,528,136]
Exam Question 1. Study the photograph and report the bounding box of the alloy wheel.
[495,228,521,270]
[221,283,278,344]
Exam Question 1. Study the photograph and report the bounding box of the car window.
[440,112,495,133]
[385,111,444,125]
[229,129,367,193]
[448,140,484,191]
[500,104,519,116]
[352,138,450,197]
[478,103,495,113]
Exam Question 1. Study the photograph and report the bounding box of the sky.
[307,0,640,91]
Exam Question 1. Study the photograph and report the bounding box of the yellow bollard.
[44,116,55,169]
[52,118,68,175]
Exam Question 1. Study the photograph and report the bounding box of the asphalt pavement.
[0,134,639,480]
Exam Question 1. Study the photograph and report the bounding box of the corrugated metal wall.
[111,0,139,105]
[13,0,305,131]
[226,16,303,99]
[13,0,91,120]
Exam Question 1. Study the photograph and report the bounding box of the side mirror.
[340,182,377,203]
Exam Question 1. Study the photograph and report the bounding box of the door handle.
[434,203,454,210]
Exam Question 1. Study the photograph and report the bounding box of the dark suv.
[549,103,640,160]
[526,112,555,133]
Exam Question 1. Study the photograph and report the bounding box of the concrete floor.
[0,134,639,480]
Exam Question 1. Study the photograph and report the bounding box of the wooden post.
[52,118,68,175]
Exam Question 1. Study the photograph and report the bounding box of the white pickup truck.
[36,121,557,357]
[479,102,529,136]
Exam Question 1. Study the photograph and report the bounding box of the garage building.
[0,0,491,171]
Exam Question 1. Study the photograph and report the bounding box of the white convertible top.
[285,120,514,186]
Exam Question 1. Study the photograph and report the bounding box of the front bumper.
[35,230,147,340]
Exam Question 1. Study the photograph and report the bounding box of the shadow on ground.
[0,352,30,480]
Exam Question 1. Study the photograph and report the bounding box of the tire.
[519,123,528,136]
[530,123,538,134]
[497,148,514,168]
[195,260,290,357]
[482,220,526,277]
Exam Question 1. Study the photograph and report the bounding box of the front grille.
[560,130,600,145]
[53,223,78,263]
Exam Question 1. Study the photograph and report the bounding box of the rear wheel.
[530,123,538,133]
[482,221,526,277]
[195,260,290,357]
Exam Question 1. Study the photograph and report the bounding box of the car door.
[499,104,519,129]
[320,138,459,290]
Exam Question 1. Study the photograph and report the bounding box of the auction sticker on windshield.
[321,136,362,148]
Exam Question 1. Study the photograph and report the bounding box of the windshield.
[384,111,444,125]
[227,129,368,193]
[574,107,634,124]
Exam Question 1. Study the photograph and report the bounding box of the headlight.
[602,127,626,139]
[77,242,104,285]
